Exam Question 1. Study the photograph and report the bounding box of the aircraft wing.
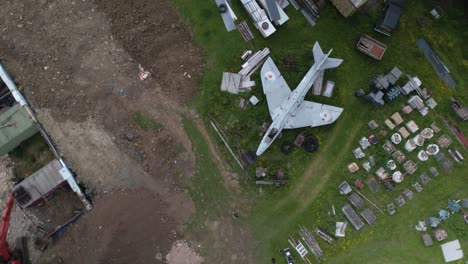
[261,58,292,117]
[285,101,344,129]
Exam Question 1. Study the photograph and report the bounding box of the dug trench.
[0,0,253,263]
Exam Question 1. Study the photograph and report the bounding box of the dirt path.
[0,0,254,263]
[295,125,362,211]
[271,120,361,211]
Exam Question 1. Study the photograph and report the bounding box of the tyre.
[218,4,228,13]
[303,136,319,153]
[280,141,294,155]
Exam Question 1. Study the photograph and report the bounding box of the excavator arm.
[0,195,21,264]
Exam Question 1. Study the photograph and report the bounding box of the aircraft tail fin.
[312,42,325,63]
[319,57,343,70]
[312,42,343,71]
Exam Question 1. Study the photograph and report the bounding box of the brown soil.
[38,190,179,264]
[0,0,254,263]
[0,0,200,262]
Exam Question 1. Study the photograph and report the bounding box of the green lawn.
[175,0,468,263]
[9,133,55,179]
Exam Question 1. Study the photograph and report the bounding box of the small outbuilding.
[374,0,405,36]
[0,104,39,155]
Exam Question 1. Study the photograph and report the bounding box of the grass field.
[175,0,468,263]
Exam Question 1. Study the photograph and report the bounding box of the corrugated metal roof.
[342,204,365,230]
[361,208,377,224]
[348,193,365,209]
[13,159,66,208]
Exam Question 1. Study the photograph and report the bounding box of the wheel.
[303,136,319,153]
[280,141,294,155]
[218,4,227,13]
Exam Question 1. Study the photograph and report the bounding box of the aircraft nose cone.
[256,149,263,156]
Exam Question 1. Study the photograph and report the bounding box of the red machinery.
[0,195,21,264]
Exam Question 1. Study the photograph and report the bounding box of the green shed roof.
[0,104,38,155]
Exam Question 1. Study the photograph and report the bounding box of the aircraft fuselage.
[256,55,329,156]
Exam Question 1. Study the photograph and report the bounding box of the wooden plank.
[240,80,255,88]
[238,48,270,77]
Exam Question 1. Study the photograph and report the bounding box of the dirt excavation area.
[0,0,251,263]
